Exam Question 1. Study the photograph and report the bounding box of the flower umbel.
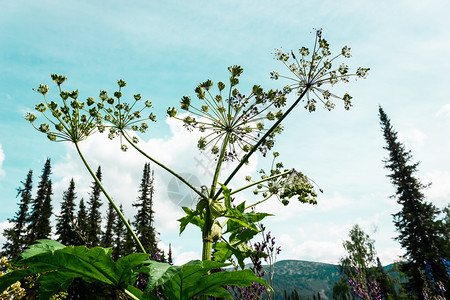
[169,65,287,160]
[272,29,369,111]
[27,74,101,142]
[93,79,157,151]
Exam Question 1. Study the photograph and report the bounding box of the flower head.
[169,65,288,160]
[26,74,101,143]
[89,79,157,150]
[272,29,369,111]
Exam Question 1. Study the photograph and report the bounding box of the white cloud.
[0,144,5,177]
[436,104,450,117]
[378,247,405,265]
[0,220,12,246]
[421,170,450,208]
[399,129,426,148]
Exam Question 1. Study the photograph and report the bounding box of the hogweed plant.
[1,29,369,299]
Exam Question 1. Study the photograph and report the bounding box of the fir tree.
[112,204,126,261]
[132,163,159,256]
[26,158,52,244]
[123,219,135,256]
[74,198,88,246]
[2,170,33,258]
[56,179,78,245]
[379,106,449,297]
[39,180,53,239]
[101,202,116,248]
[86,166,103,247]
[168,243,173,265]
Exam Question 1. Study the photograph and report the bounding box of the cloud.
[398,128,426,148]
[0,144,5,177]
[378,247,405,265]
[436,104,450,117]
[0,220,12,246]
[421,170,450,208]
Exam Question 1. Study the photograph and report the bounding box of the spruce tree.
[86,166,103,247]
[101,202,116,248]
[39,180,53,239]
[74,198,88,246]
[2,170,33,258]
[379,106,449,297]
[56,179,78,245]
[112,204,126,261]
[26,158,52,244]
[132,163,159,256]
[123,219,135,256]
[168,243,173,265]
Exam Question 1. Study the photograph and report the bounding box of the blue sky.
[1,0,450,265]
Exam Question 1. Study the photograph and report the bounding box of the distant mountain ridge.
[270,259,341,299]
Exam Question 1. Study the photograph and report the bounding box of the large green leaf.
[160,260,267,300]
[139,260,181,293]
[0,240,151,300]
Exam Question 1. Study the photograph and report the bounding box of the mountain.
[270,260,340,299]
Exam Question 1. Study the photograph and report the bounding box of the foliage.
[0,240,267,300]
[86,166,103,247]
[379,106,450,298]
[102,202,116,248]
[133,163,159,257]
[334,225,400,300]
[26,158,53,243]
[56,179,79,246]
[2,170,33,258]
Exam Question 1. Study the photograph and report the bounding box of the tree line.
[2,161,173,264]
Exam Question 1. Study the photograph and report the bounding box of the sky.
[1,0,450,266]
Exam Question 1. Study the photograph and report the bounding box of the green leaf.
[161,260,267,300]
[116,253,150,286]
[0,241,154,299]
[219,183,233,210]
[18,239,66,260]
[178,207,204,234]
[213,241,233,263]
[139,260,180,293]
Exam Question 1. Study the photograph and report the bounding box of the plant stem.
[74,142,146,254]
[215,87,310,199]
[124,289,140,300]
[122,131,204,198]
[216,170,290,201]
[209,132,230,199]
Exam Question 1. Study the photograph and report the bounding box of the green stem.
[209,132,231,198]
[201,132,231,265]
[216,170,290,201]
[215,87,310,199]
[74,142,146,254]
[123,289,140,300]
[122,131,203,198]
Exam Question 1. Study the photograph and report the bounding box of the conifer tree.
[39,180,53,239]
[86,166,103,247]
[56,179,78,245]
[123,219,135,256]
[168,243,173,265]
[26,158,52,244]
[132,163,159,255]
[2,170,33,258]
[74,198,88,246]
[112,204,126,261]
[102,202,116,248]
[379,106,449,297]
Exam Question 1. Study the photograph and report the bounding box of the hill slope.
[271,259,341,299]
